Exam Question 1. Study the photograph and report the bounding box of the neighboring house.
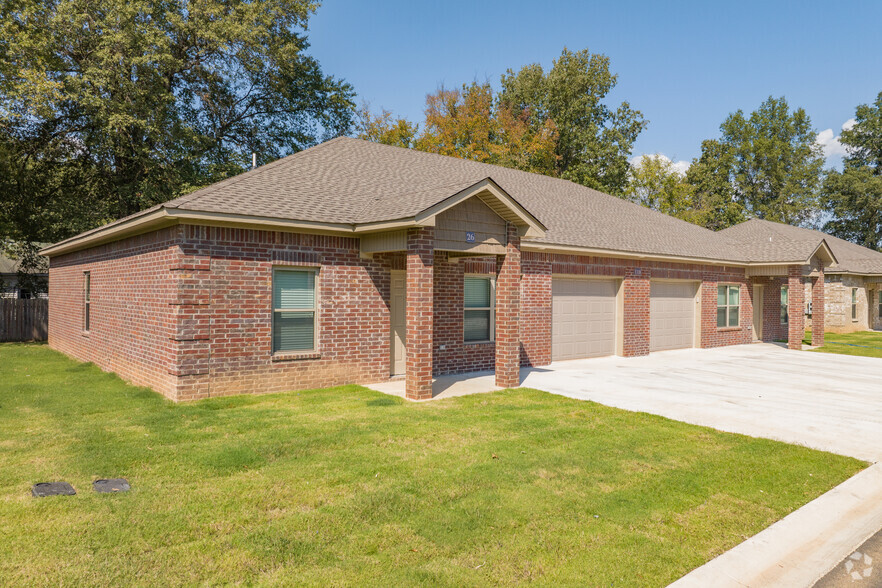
[42,137,846,401]
[0,249,48,299]
[721,220,882,334]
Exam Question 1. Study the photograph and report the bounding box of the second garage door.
[650,281,697,352]
[552,278,617,361]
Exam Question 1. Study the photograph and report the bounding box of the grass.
[0,344,866,587]
[803,330,882,358]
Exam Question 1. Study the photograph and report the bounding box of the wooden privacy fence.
[0,299,49,342]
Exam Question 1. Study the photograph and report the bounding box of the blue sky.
[309,0,882,170]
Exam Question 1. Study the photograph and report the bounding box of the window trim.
[852,288,858,322]
[271,266,319,355]
[716,283,741,329]
[781,286,789,325]
[83,271,91,333]
[878,291,882,324]
[463,274,495,344]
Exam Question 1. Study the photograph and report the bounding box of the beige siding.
[434,197,507,254]
[360,230,407,254]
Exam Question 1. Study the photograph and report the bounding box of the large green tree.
[686,96,824,228]
[821,92,882,250]
[499,48,646,194]
[0,0,355,246]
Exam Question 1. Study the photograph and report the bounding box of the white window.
[83,272,91,332]
[464,276,495,342]
[272,268,317,353]
[717,284,740,328]
[780,287,789,325]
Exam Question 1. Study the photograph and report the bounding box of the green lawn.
[803,330,882,358]
[0,344,865,587]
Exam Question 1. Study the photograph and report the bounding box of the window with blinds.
[272,268,317,353]
[464,276,494,342]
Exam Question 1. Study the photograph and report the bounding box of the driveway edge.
[668,462,882,588]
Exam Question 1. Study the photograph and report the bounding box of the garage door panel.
[552,278,617,361]
[650,281,696,352]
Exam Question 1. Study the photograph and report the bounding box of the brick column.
[788,265,805,350]
[495,223,521,388]
[406,227,434,400]
[811,266,825,347]
[169,245,212,401]
[622,266,651,357]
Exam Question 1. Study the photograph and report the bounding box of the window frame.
[271,266,319,355]
[463,275,495,344]
[83,271,91,332]
[852,288,858,322]
[716,283,741,329]
[780,286,789,325]
[878,291,882,324]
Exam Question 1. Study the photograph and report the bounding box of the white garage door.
[552,278,617,361]
[650,281,697,352]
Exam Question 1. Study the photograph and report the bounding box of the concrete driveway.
[520,342,882,462]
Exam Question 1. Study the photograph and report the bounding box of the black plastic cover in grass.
[32,482,76,497]
[93,478,130,493]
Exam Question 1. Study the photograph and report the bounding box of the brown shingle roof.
[163,137,739,262]
[719,219,882,275]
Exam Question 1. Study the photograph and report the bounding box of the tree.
[711,97,824,226]
[0,0,355,247]
[354,103,418,148]
[624,155,693,217]
[683,140,747,230]
[499,48,646,194]
[405,82,558,175]
[821,92,882,250]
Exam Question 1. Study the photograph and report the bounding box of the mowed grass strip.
[804,330,882,358]
[0,344,865,587]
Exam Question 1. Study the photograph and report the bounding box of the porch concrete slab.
[520,343,882,462]
[367,370,501,401]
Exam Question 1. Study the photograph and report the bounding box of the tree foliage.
[414,82,558,175]
[357,48,644,192]
[821,92,882,250]
[684,97,823,228]
[499,48,646,194]
[354,103,419,148]
[0,0,355,245]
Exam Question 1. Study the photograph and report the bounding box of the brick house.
[721,220,882,334]
[43,137,875,402]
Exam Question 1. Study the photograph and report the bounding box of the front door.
[753,284,764,341]
[390,271,406,376]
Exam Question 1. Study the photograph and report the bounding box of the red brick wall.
[432,254,496,376]
[519,252,552,367]
[180,225,397,400]
[755,277,788,342]
[699,270,754,348]
[48,228,179,398]
[788,266,806,349]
